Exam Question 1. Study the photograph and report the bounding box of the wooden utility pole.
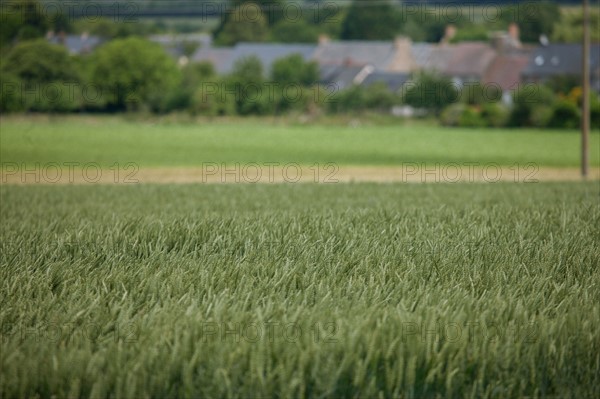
[582,0,590,178]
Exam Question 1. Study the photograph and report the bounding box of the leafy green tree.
[0,0,73,48]
[231,55,264,84]
[1,39,81,112]
[552,9,600,42]
[0,0,48,46]
[214,3,269,46]
[401,19,427,42]
[421,19,447,43]
[270,54,319,114]
[450,24,489,43]
[341,0,399,40]
[232,0,286,26]
[89,37,181,112]
[402,72,459,113]
[502,2,560,43]
[2,39,78,83]
[271,54,318,86]
[270,19,319,43]
[227,56,272,115]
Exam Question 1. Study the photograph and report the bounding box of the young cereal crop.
[1,182,599,397]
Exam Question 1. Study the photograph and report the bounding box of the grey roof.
[312,41,396,70]
[319,64,369,90]
[193,43,317,75]
[149,33,211,47]
[149,33,212,58]
[48,34,103,54]
[361,71,410,92]
[522,44,600,78]
[445,43,497,79]
[191,47,234,68]
[411,43,436,69]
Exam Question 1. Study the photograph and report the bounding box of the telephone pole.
[582,0,590,178]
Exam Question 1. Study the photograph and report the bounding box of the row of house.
[47,25,600,98]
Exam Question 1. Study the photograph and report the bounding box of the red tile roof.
[483,53,531,91]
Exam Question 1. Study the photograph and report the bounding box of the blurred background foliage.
[0,0,598,129]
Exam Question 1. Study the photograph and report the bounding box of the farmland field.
[1,182,599,397]
[1,115,599,168]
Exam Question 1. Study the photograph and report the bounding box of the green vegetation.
[341,0,399,40]
[0,0,64,47]
[553,6,600,42]
[1,116,599,168]
[402,72,459,114]
[213,2,269,46]
[1,182,599,397]
[89,37,181,112]
[2,0,598,125]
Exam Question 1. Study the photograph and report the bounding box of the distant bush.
[363,83,399,112]
[442,102,509,128]
[462,83,502,105]
[328,85,367,114]
[530,105,554,128]
[403,72,459,113]
[191,78,237,117]
[440,103,465,127]
[591,95,600,130]
[508,84,556,127]
[481,103,510,127]
[547,99,580,129]
[458,106,487,128]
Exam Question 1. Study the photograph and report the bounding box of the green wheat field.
[1,182,599,397]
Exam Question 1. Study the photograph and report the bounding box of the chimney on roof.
[508,23,521,48]
[318,34,330,45]
[394,36,411,50]
[508,23,519,42]
[441,25,456,45]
